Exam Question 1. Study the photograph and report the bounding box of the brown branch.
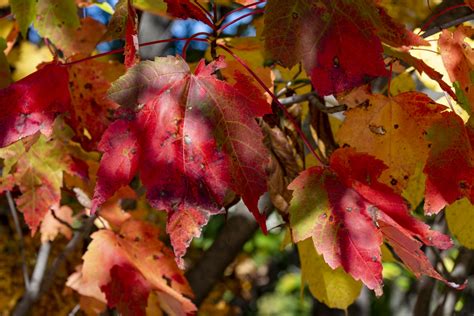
[422,12,474,38]
[186,195,273,306]
[278,91,347,113]
[50,208,76,232]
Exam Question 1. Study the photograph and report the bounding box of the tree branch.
[12,242,51,316]
[6,191,30,290]
[422,12,474,38]
[278,91,347,113]
[186,195,273,306]
[12,214,96,316]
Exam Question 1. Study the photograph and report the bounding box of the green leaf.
[133,0,167,15]
[0,37,11,88]
[34,0,79,39]
[10,0,36,37]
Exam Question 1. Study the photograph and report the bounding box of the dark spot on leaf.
[404,175,409,180]
[84,83,92,90]
[459,181,468,189]
[390,179,397,186]
[333,56,340,68]
[393,124,399,129]
[292,12,299,19]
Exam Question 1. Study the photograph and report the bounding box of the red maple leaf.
[423,112,474,214]
[164,0,214,28]
[0,63,71,148]
[101,264,152,316]
[289,148,461,295]
[69,220,196,315]
[263,0,427,95]
[92,56,271,265]
[124,0,139,68]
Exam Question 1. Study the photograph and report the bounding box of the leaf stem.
[217,0,266,26]
[0,12,11,20]
[421,12,474,38]
[217,43,327,166]
[418,3,468,34]
[218,9,264,34]
[193,0,215,27]
[63,37,209,66]
[387,61,393,97]
[181,32,213,60]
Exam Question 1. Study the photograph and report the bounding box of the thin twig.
[6,191,30,290]
[68,304,81,316]
[217,43,327,166]
[421,12,474,38]
[279,92,317,105]
[50,208,76,232]
[40,214,97,296]
[419,3,468,34]
[307,94,348,113]
[430,247,452,278]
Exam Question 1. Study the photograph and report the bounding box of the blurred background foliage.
[0,0,474,315]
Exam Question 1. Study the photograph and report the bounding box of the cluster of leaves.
[0,0,473,314]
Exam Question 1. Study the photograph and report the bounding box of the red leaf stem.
[218,9,264,34]
[181,32,213,60]
[218,0,266,26]
[419,4,468,34]
[217,43,327,166]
